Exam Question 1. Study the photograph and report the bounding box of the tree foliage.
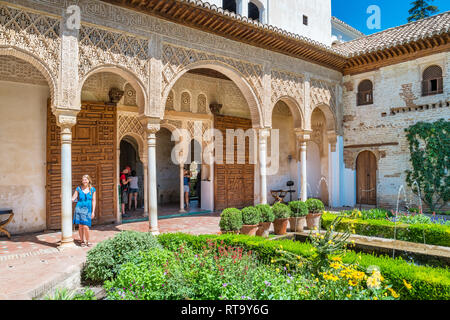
[405,119,449,212]
[407,0,438,22]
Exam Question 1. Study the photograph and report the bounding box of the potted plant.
[305,198,325,230]
[219,208,242,234]
[288,201,308,232]
[255,204,275,237]
[240,206,262,236]
[272,202,290,235]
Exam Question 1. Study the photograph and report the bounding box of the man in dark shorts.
[120,166,131,217]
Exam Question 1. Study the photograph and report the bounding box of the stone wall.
[0,80,49,234]
[342,52,450,209]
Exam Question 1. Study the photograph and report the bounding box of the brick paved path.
[0,213,221,300]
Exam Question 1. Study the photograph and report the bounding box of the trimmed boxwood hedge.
[157,233,450,300]
[321,213,450,247]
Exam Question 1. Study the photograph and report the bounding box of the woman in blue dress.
[72,175,96,247]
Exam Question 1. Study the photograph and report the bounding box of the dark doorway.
[120,137,144,219]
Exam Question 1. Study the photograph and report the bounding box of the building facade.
[0,0,448,243]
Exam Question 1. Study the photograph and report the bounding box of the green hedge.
[157,233,450,300]
[321,213,450,247]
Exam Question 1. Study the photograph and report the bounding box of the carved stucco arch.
[0,46,57,108]
[308,103,337,133]
[271,96,304,129]
[161,61,263,129]
[120,133,146,162]
[78,64,148,114]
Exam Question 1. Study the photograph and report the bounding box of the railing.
[422,77,443,96]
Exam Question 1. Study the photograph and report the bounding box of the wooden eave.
[99,0,449,76]
[100,0,348,71]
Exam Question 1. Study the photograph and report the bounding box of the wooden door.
[356,151,377,205]
[214,115,254,211]
[46,102,117,229]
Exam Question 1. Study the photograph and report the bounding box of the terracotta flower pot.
[306,213,322,230]
[256,221,272,237]
[240,225,259,236]
[273,218,289,235]
[289,216,306,232]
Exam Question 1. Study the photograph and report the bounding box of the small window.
[223,0,237,13]
[303,15,308,26]
[248,2,260,21]
[422,65,443,96]
[357,80,373,106]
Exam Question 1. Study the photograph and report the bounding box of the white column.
[56,113,77,248]
[143,159,149,217]
[300,141,307,202]
[145,121,160,235]
[179,163,186,213]
[259,129,269,204]
[238,0,249,17]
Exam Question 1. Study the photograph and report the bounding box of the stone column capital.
[327,130,338,152]
[258,127,271,139]
[54,109,79,133]
[139,116,161,134]
[295,129,313,143]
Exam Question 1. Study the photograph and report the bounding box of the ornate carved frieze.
[310,79,337,113]
[197,94,207,114]
[180,91,191,112]
[271,70,304,106]
[161,43,263,104]
[78,24,149,85]
[165,90,175,111]
[123,83,137,106]
[118,113,146,142]
[0,3,60,94]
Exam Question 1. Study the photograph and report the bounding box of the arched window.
[248,2,260,21]
[222,0,237,13]
[357,80,373,106]
[422,65,443,96]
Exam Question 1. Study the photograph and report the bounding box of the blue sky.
[332,0,450,35]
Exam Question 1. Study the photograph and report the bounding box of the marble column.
[179,163,186,213]
[55,112,78,248]
[259,128,270,204]
[143,119,160,235]
[143,157,149,218]
[295,130,312,202]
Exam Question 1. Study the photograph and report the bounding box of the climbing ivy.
[405,119,449,212]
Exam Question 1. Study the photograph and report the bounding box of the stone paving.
[0,212,221,300]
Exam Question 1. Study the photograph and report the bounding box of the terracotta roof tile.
[336,11,450,56]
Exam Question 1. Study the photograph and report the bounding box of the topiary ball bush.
[241,206,262,225]
[219,208,243,231]
[289,201,308,217]
[305,198,325,214]
[272,202,290,219]
[82,230,162,284]
[255,204,275,223]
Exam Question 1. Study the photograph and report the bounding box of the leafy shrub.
[288,201,308,217]
[255,204,275,223]
[272,203,290,219]
[157,233,450,300]
[322,212,450,247]
[241,206,262,225]
[305,199,325,214]
[219,208,243,231]
[399,214,432,225]
[105,237,394,300]
[82,231,162,283]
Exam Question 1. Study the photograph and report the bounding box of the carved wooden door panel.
[356,151,377,205]
[47,102,117,230]
[214,115,254,211]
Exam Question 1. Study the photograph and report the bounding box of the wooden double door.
[214,115,254,211]
[356,151,377,205]
[46,102,117,230]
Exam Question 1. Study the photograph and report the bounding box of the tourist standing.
[72,175,96,247]
[120,166,131,217]
[128,170,139,211]
[184,169,191,210]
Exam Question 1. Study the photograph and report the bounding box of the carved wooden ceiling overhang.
[342,34,450,75]
[100,0,449,75]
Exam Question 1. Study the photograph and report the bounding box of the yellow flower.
[297,256,301,260]
[271,259,275,263]
[331,256,342,262]
[348,280,357,286]
[276,268,280,273]
[403,279,412,290]
[373,296,378,300]
[330,225,334,230]
[346,294,352,298]
[387,287,399,298]
[286,264,289,267]
[366,276,381,289]
[330,262,341,270]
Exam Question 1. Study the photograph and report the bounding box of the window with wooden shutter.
[357,80,373,106]
[422,65,443,96]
